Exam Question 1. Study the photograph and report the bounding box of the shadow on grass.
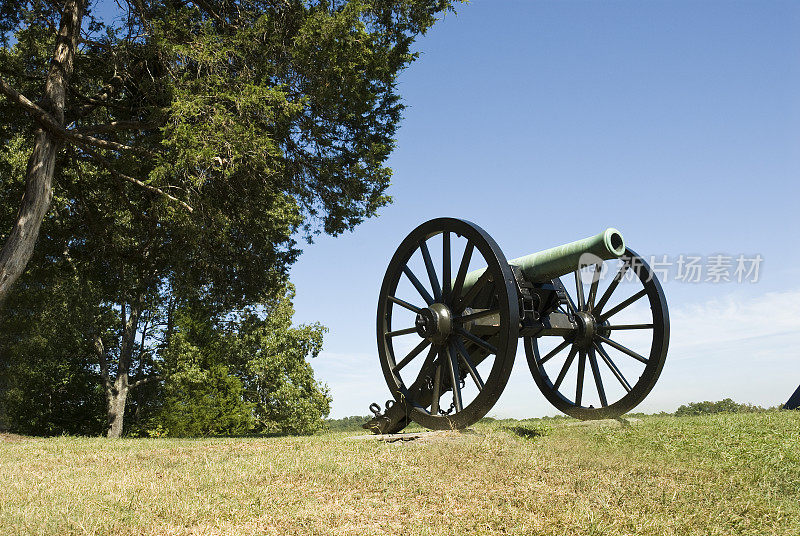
[503,425,548,440]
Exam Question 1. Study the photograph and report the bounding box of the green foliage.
[674,398,773,417]
[235,287,330,435]
[0,0,455,436]
[156,363,256,437]
[2,0,459,253]
[0,274,107,436]
[135,284,330,437]
[324,415,373,432]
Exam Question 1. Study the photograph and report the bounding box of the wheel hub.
[596,318,611,339]
[574,311,596,349]
[415,302,453,345]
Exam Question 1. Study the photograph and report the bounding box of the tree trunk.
[106,377,130,439]
[0,0,86,307]
[104,302,142,438]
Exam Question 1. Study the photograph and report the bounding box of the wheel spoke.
[430,357,442,415]
[456,327,498,355]
[575,350,586,406]
[456,308,499,324]
[539,339,571,365]
[442,232,451,299]
[588,347,608,407]
[594,260,630,314]
[606,323,654,330]
[553,345,578,390]
[387,295,422,314]
[454,270,491,312]
[594,342,632,392]
[451,242,474,306]
[598,288,648,322]
[403,265,434,305]
[561,281,579,315]
[587,263,602,311]
[446,345,463,412]
[455,340,484,390]
[393,338,431,373]
[419,239,441,301]
[595,335,649,364]
[574,269,585,310]
[416,344,438,379]
[385,326,417,338]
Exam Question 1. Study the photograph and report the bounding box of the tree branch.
[119,301,140,375]
[79,146,194,213]
[127,0,153,33]
[78,37,110,49]
[0,75,62,133]
[71,73,125,119]
[190,0,224,23]
[73,120,160,134]
[0,75,154,156]
[93,335,115,394]
[129,375,163,390]
[71,130,152,155]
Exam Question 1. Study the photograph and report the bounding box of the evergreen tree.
[147,285,330,437]
[0,0,456,436]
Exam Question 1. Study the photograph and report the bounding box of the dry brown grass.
[0,412,798,535]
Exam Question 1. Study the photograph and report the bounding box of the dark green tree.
[0,0,456,436]
[147,284,330,437]
[0,272,108,436]
[231,285,330,435]
[674,399,767,416]
[0,0,454,303]
[0,269,330,437]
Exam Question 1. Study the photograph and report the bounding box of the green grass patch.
[1,411,797,535]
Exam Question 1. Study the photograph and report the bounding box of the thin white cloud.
[669,290,800,354]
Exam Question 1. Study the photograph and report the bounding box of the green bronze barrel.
[460,228,625,291]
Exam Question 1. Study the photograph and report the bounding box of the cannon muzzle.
[461,228,625,291]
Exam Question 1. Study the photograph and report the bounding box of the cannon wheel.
[377,218,519,430]
[524,248,669,420]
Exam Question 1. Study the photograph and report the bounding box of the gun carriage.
[366,218,669,434]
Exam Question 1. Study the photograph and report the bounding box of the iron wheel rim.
[524,248,670,420]
[377,218,519,430]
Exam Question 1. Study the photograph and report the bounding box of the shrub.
[674,398,770,416]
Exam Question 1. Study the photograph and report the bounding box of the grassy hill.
[1,411,798,535]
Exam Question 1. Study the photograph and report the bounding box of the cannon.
[365,218,669,434]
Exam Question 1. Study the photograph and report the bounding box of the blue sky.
[289,0,800,418]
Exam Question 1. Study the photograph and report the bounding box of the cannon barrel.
[460,228,625,291]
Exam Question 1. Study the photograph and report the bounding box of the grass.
[0,411,798,535]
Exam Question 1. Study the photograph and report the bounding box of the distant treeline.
[324,415,374,432]
[324,398,788,432]
[672,398,781,416]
